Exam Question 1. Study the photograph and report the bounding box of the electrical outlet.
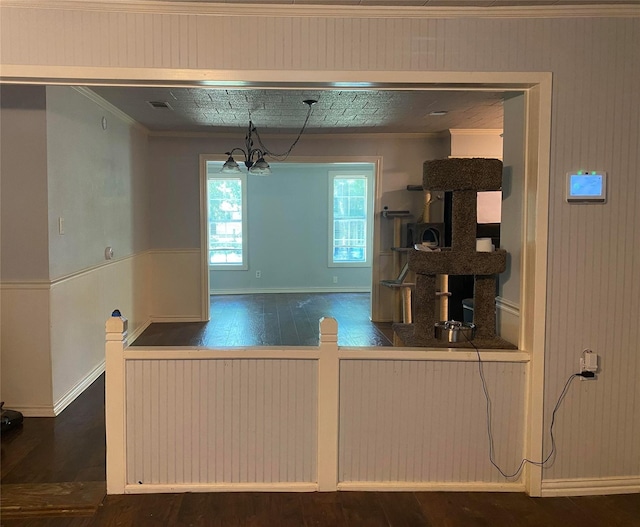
[255,270,261,278]
[333,276,338,284]
[580,349,598,380]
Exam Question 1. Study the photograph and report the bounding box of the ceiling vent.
[147,101,173,110]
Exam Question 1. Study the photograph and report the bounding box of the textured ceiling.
[91,87,508,134]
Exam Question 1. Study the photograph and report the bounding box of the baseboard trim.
[210,287,371,295]
[495,296,520,316]
[123,482,318,494]
[5,405,56,418]
[7,371,109,416]
[541,476,640,497]
[53,360,105,416]
[338,481,525,492]
[128,318,152,342]
[149,316,204,323]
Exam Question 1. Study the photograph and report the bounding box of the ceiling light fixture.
[222,99,317,176]
[429,110,448,116]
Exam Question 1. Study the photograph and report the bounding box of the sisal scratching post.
[412,274,437,340]
[473,275,498,339]
[452,191,477,252]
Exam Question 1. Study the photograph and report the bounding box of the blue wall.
[209,162,374,293]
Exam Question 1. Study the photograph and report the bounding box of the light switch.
[58,217,64,235]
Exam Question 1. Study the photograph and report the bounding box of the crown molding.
[1,0,638,19]
[149,130,446,140]
[72,86,149,133]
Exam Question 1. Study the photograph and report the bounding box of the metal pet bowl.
[434,320,476,343]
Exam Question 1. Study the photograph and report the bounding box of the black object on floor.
[1,402,24,433]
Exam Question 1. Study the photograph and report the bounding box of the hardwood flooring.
[1,375,107,523]
[2,369,639,526]
[133,293,394,347]
[0,482,106,520]
[2,487,639,526]
[1,377,106,486]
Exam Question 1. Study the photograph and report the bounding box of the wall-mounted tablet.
[566,171,607,203]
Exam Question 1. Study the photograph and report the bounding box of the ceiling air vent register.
[146,101,173,110]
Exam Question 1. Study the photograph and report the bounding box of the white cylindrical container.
[476,238,493,252]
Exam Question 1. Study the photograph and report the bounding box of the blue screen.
[570,174,603,197]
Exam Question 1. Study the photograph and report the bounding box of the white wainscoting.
[149,249,204,322]
[49,253,152,408]
[125,358,318,486]
[1,249,204,416]
[496,296,520,348]
[53,359,106,415]
[339,359,527,485]
[107,315,530,494]
[0,251,153,416]
[0,283,54,416]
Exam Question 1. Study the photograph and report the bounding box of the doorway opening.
[202,159,376,297]
[189,158,385,346]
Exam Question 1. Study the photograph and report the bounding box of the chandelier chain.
[252,103,314,161]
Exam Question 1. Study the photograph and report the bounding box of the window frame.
[328,171,373,268]
[207,167,248,271]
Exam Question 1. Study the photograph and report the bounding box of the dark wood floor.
[4,490,639,527]
[1,376,106,486]
[2,375,640,526]
[133,292,394,347]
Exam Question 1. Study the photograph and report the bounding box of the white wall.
[0,286,53,415]
[497,95,526,345]
[46,87,150,279]
[45,87,152,407]
[1,3,639,487]
[448,128,504,226]
[0,86,153,414]
[449,129,503,160]
[0,85,50,281]
[0,86,53,413]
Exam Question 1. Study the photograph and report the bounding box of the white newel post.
[105,310,128,494]
[317,317,340,491]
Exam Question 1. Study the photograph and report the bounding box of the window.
[208,170,247,269]
[330,174,370,266]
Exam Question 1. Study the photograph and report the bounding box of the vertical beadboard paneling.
[2,3,640,485]
[543,17,640,481]
[125,359,317,485]
[339,360,526,483]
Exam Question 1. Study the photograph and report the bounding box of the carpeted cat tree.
[393,157,516,349]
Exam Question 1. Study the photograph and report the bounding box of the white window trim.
[207,167,248,271]
[328,170,373,268]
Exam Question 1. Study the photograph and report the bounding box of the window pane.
[332,177,367,264]
[208,178,244,265]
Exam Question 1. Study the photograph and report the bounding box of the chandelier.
[221,99,317,176]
